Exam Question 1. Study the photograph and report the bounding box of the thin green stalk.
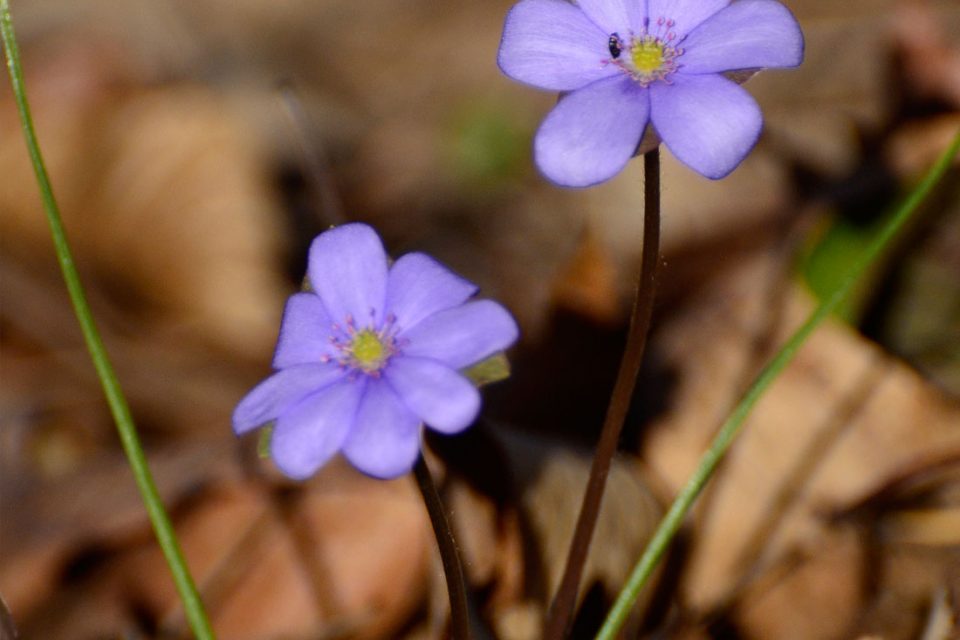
[1,4,215,638]
[597,129,960,640]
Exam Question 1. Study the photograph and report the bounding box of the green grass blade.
[0,3,215,638]
[597,129,960,640]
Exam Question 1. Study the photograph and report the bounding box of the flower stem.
[544,149,661,640]
[0,4,215,639]
[596,127,960,640]
[413,455,472,640]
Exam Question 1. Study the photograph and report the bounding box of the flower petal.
[308,223,388,327]
[232,363,347,434]
[574,0,644,34]
[400,300,519,370]
[342,380,422,479]
[679,0,803,74]
[272,293,337,369]
[650,73,761,179]
[647,0,728,39]
[498,0,617,91]
[534,75,650,187]
[385,253,478,332]
[270,379,365,480]
[386,357,480,434]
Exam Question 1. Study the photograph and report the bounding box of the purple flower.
[233,223,519,480]
[498,0,804,186]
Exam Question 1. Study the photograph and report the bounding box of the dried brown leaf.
[643,231,960,637]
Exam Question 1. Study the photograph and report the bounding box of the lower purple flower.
[497,0,805,186]
[233,223,519,480]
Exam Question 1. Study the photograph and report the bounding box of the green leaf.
[801,216,894,324]
[462,353,511,387]
[257,425,274,459]
[447,102,530,190]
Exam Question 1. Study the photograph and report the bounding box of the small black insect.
[608,33,622,59]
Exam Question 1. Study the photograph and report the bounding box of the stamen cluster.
[324,312,403,376]
[609,17,685,86]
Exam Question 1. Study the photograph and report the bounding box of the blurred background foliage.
[1,0,960,638]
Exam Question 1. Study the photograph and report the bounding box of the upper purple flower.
[233,223,519,480]
[498,0,804,186]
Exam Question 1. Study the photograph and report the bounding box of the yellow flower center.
[607,25,683,87]
[631,39,666,75]
[350,330,387,370]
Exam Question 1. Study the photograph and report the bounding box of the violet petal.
[386,357,480,434]
[270,379,365,480]
[400,300,520,370]
[650,73,761,179]
[272,293,337,369]
[342,380,422,479]
[534,75,650,187]
[232,363,347,434]
[574,0,644,35]
[680,0,804,74]
[498,0,616,92]
[385,253,478,332]
[308,223,388,327]
[646,0,728,39]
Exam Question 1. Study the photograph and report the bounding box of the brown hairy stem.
[414,455,472,640]
[544,149,661,639]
